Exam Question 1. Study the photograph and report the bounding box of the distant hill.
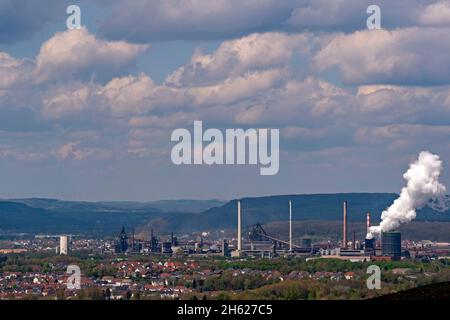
[1,194,449,237]
[0,201,161,236]
[0,198,224,236]
[9,198,225,213]
[142,193,450,234]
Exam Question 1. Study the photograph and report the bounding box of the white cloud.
[55,141,89,161]
[419,1,450,26]
[314,27,450,85]
[34,27,148,83]
[166,32,311,86]
[187,69,287,106]
[232,77,353,126]
[0,53,33,89]
[355,124,450,143]
[3,24,450,188]
[42,84,97,118]
[54,141,114,162]
[99,73,187,115]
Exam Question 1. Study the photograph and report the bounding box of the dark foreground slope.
[373,282,450,300]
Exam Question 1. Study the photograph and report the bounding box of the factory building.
[161,241,173,254]
[382,231,402,260]
[115,226,129,254]
[149,229,159,253]
[222,239,229,257]
[365,238,375,256]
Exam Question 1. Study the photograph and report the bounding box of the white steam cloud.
[367,151,448,239]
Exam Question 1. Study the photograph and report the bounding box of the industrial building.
[59,235,69,255]
[107,199,405,261]
[230,200,316,257]
[382,231,402,260]
[115,226,129,254]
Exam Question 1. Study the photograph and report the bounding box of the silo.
[382,231,401,260]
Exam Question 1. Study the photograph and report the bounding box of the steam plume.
[367,151,447,239]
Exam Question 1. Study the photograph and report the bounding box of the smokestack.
[289,200,293,253]
[237,200,242,252]
[352,231,356,250]
[366,212,371,236]
[343,201,348,249]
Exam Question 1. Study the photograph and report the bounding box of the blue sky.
[1,0,450,201]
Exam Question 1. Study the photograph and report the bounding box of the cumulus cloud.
[0,53,33,89]
[0,27,150,122]
[355,124,450,144]
[34,27,148,83]
[3,19,450,201]
[55,141,89,161]
[98,73,187,115]
[314,27,450,85]
[35,32,310,122]
[231,77,353,126]
[166,32,311,87]
[1,27,148,92]
[187,69,287,107]
[419,0,450,26]
[5,2,450,200]
[42,83,97,118]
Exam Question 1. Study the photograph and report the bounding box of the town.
[1,200,449,300]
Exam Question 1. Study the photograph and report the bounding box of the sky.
[1,0,450,201]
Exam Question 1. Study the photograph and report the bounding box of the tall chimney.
[289,200,293,253]
[343,201,348,249]
[352,231,356,250]
[366,212,371,235]
[237,200,242,252]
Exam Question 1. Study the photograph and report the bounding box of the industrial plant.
[111,199,408,262]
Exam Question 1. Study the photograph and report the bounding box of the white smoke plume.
[367,151,448,239]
